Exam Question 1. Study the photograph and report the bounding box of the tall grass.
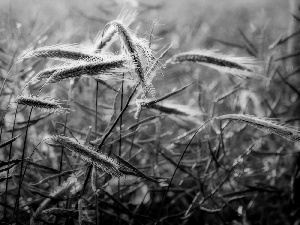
[0,2,299,225]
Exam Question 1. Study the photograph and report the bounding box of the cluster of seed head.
[18,9,161,191]
[21,8,161,121]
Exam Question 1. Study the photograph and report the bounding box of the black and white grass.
[21,44,106,62]
[30,171,82,225]
[166,49,266,80]
[51,135,124,177]
[94,8,137,51]
[30,54,136,84]
[104,16,157,98]
[215,114,300,142]
[14,95,70,114]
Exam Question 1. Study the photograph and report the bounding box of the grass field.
[1,1,300,224]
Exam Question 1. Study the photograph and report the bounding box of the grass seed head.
[94,9,137,51]
[215,114,300,142]
[51,135,123,177]
[166,49,265,80]
[14,95,70,114]
[22,44,105,62]
[109,20,145,82]
[32,55,134,83]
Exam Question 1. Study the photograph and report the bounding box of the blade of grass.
[13,107,33,222]
[156,120,211,222]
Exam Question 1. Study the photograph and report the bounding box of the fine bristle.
[94,9,137,51]
[109,20,145,83]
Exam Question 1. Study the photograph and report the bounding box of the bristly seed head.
[215,114,300,142]
[94,9,137,51]
[31,55,134,83]
[166,49,265,80]
[14,95,70,114]
[51,135,123,177]
[106,20,159,101]
[22,44,105,62]
[109,20,145,82]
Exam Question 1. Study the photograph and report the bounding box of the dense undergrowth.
[0,1,300,225]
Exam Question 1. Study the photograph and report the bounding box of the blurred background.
[0,0,290,48]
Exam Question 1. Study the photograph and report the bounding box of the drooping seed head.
[32,55,134,83]
[14,95,70,114]
[22,44,105,62]
[109,20,145,82]
[106,19,159,100]
[94,9,137,51]
[166,49,265,80]
[215,114,300,142]
[51,135,123,177]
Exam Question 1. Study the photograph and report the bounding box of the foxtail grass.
[14,95,70,114]
[31,55,134,84]
[51,135,124,177]
[166,49,265,79]
[94,8,137,51]
[22,44,105,62]
[105,19,156,89]
[215,114,300,142]
[107,20,145,83]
